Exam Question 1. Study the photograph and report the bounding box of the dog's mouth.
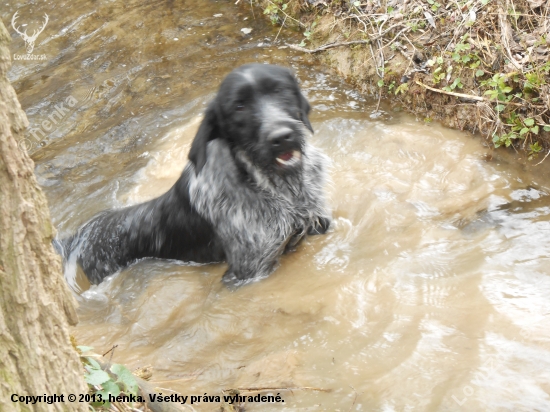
[275,150,302,168]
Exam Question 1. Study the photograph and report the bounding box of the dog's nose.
[267,127,295,147]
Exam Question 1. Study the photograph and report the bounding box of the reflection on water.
[4,0,550,410]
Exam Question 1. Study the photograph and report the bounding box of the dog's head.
[189,64,313,176]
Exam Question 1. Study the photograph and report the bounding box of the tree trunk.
[0,19,88,412]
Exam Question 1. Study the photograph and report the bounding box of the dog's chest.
[188,139,328,239]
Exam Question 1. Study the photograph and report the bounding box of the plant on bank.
[258,0,550,159]
[77,346,139,410]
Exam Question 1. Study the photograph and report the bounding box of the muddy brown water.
[4,0,550,410]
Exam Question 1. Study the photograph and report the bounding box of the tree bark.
[0,19,88,411]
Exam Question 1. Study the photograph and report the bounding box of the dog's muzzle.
[266,126,303,169]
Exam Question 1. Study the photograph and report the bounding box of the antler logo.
[11,12,49,54]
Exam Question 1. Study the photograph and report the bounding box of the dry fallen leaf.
[424,11,436,28]
[527,0,545,9]
[469,8,476,23]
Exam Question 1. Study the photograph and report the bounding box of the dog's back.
[59,170,225,284]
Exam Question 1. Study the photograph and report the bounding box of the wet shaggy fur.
[59,64,331,287]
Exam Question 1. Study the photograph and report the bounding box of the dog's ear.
[189,101,219,174]
[299,92,314,134]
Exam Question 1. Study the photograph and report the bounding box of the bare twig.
[230,386,331,393]
[348,386,358,412]
[287,22,408,53]
[535,149,550,166]
[375,92,382,113]
[266,0,305,28]
[415,80,486,101]
[274,14,287,43]
[498,6,522,71]
[288,39,373,53]
[415,81,544,108]
[102,344,118,359]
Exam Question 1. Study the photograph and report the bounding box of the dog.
[58,64,331,287]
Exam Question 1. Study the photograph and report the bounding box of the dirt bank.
[250,0,550,161]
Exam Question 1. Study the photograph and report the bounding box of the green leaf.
[475,70,485,77]
[92,398,110,409]
[530,142,542,153]
[519,127,529,135]
[484,90,498,99]
[84,356,101,370]
[450,78,460,89]
[85,368,111,386]
[495,104,505,112]
[531,126,539,134]
[377,80,384,87]
[111,364,138,395]
[395,83,409,95]
[95,380,120,408]
[100,379,121,397]
[354,1,361,6]
[462,55,471,63]
[282,3,287,10]
[524,118,535,127]
[544,126,550,132]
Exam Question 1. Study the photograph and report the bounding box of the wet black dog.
[59,64,331,287]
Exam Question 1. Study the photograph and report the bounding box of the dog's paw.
[284,227,306,254]
[308,217,331,235]
[222,269,249,289]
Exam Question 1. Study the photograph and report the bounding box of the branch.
[415,81,485,102]
[287,39,373,53]
[229,386,331,393]
[266,0,306,28]
[415,81,545,108]
[287,22,408,54]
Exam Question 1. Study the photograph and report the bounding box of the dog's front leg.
[221,237,290,287]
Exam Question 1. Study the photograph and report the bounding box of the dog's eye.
[236,102,245,111]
